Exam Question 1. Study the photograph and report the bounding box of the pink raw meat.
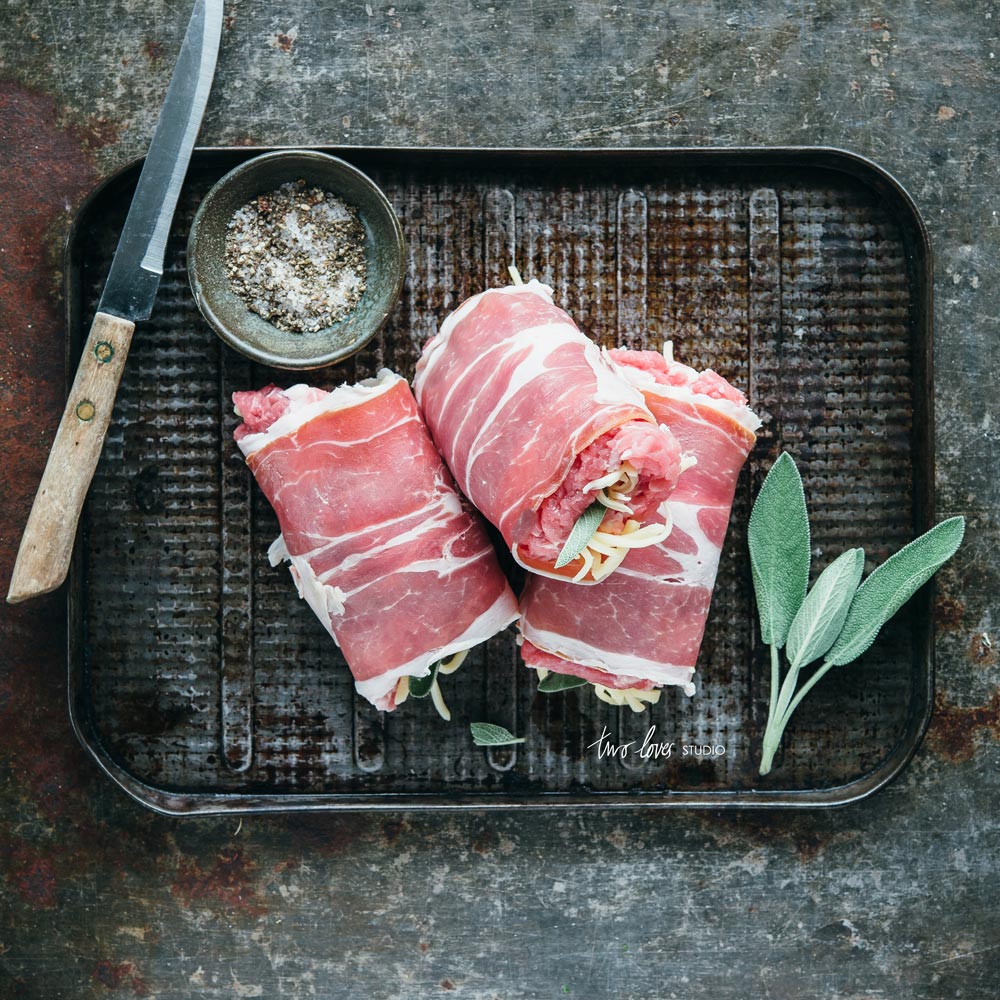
[413,281,683,582]
[520,640,655,691]
[234,371,519,711]
[518,348,760,696]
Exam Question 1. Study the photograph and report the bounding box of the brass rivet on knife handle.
[6,311,135,604]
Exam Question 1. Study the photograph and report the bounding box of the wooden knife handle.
[7,311,135,604]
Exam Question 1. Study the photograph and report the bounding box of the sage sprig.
[537,672,589,693]
[470,722,525,747]
[408,661,439,698]
[750,452,964,775]
[826,518,966,666]
[554,501,606,569]
[748,452,810,648]
[786,548,865,670]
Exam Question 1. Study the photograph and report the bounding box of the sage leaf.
[748,453,811,647]
[554,501,607,569]
[470,722,526,747]
[537,672,589,693]
[786,548,865,670]
[826,517,965,667]
[408,661,439,698]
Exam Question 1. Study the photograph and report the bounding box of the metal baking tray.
[66,146,933,813]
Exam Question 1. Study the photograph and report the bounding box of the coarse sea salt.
[224,179,367,334]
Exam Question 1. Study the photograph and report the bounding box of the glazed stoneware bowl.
[187,149,405,369]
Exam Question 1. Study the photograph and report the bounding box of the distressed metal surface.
[1,1,998,998]
[68,149,927,811]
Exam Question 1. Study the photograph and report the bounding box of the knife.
[7,0,223,604]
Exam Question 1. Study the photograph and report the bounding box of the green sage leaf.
[786,548,865,670]
[554,501,607,569]
[748,452,811,647]
[470,722,526,747]
[537,672,589,692]
[408,661,439,698]
[826,517,965,667]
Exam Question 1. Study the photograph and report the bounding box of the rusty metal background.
[65,147,931,813]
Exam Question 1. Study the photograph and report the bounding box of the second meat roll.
[413,279,688,584]
[518,346,761,709]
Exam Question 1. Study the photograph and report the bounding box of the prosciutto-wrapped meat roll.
[518,346,761,710]
[413,279,686,584]
[233,370,519,714]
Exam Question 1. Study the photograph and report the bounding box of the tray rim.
[66,143,935,815]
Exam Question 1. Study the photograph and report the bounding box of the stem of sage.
[779,658,836,728]
[759,720,781,776]
[760,656,841,774]
[773,660,800,730]
[759,649,805,776]
[759,745,776,775]
[767,644,780,720]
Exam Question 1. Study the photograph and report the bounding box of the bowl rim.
[187,148,406,370]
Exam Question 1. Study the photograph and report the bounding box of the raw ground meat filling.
[233,370,519,714]
[413,280,686,584]
[518,345,761,710]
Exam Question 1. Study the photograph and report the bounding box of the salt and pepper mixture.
[224,179,367,333]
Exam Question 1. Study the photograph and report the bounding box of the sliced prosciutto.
[413,279,687,583]
[233,370,519,713]
[518,346,761,710]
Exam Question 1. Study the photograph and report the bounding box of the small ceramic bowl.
[187,150,405,369]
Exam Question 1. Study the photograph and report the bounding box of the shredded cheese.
[392,649,470,719]
[596,494,632,515]
[590,516,672,582]
[594,516,672,548]
[586,540,629,578]
[585,461,640,515]
[571,544,596,583]
[583,468,626,492]
[430,681,451,721]
[566,462,672,581]
[394,675,410,706]
[593,684,663,713]
[508,265,524,286]
[437,649,469,675]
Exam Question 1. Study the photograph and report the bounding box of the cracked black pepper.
[224,179,367,333]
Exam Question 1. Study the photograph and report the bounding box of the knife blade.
[7,0,224,604]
